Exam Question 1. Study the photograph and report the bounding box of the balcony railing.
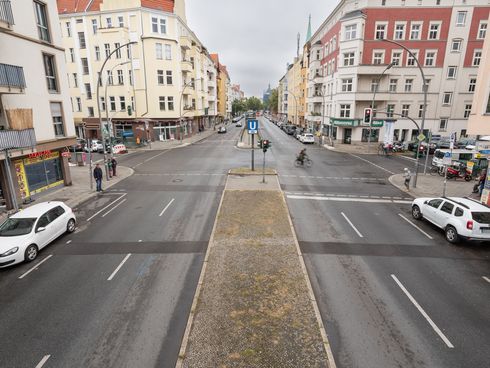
[0,1,14,27]
[0,63,26,90]
[0,129,36,150]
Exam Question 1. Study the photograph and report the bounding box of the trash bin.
[76,152,85,166]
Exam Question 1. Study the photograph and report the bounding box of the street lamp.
[179,77,203,143]
[285,89,299,127]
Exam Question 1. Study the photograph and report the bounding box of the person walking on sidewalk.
[94,163,103,192]
[111,157,117,176]
[403,168,412,191]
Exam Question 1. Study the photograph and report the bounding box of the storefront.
[331,118,361,144]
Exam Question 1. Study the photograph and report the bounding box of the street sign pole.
[247,118,259,171]
[442,151,452,197]
[251,134,255,171]
[262,150,266,183]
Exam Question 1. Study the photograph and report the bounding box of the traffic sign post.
[443,152,452,196]
[247,119,259,171]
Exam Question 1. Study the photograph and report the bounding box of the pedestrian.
[111,157,117,176]
[479,169,487,195]
[403,168,411,191]
[94,163,103,192]
[107,159,113,178]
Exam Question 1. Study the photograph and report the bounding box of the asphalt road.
[260,117,490,368]
[0,124,248,368]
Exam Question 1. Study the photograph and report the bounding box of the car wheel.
[412,205,423,220]
[66,218,76,233]
[445,225,459,244]
[24,244,38,262]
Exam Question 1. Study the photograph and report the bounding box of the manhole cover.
[173,179,183,183]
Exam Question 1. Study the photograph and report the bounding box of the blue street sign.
[247,119,259,134]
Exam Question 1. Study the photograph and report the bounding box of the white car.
[236,121,243,127]
[411,197,490,243]
[300,133,315,144]
[0,202,76,268]
[84,140,103,153]
[112,144,127,154]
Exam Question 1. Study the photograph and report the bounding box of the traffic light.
[262,139,271,152]
[363,108,373,124]
[258,139,263,149]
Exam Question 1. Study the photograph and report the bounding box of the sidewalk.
[389,173,480,199]
[0,164,133,223]
[178,171,332,368]
[129,128,217,151]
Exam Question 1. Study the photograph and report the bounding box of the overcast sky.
[186,0,338,98]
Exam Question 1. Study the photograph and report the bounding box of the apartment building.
[0,0,75,210]
[211,54,232,121]
[57,0,218,142]
[305,0,489,145]
[278,73,288,122]
[231,84,244,104]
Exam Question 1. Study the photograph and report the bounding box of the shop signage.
[28,150,52,159]
[331,118,360,127]
[371,120,384,128]
[24,151,60,165]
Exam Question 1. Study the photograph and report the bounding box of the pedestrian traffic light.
[363,108,373,124]
[262,139,271,153]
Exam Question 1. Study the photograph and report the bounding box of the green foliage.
[267,88,278,113]
[232,99,247,116]
[246,96,263,112]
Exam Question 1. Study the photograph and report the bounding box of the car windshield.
[471,212,490,224]
[0,218,36,236]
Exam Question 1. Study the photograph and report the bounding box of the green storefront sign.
[371,119,384,128]
[331,118,360,127]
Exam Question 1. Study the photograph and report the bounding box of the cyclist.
[297,148,307,165]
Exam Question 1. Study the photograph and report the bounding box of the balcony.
[180,36,191,50]
[181,59,193,73]
[0,0,14,29]
[354,90,392,101]
[309,94,323,104]
[0,128,36,150]
[0,63,26,93]
[356,64,394,75]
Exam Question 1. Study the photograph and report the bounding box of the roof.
[12,202,67,218]
[57,0,174,14]
[446,197,490,211]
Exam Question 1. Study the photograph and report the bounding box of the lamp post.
[179,77,203,143]
[380,39,428,188]
[286,89,299,127]
[96,41,137,181]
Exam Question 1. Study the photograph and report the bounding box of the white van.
[432,149,477,167]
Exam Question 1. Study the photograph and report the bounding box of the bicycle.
[377,143,392,156]
[429,165,443,176]
[294,157,313,167]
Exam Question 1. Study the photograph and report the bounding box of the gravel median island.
[180,175,330,368]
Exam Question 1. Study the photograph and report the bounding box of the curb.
[280,188,337,368]
[388,174,416,198]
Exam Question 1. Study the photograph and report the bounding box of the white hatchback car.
[0,202,76,268]
[300,133,315,144]
[411,197,490,243]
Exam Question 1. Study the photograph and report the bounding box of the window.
[370,79,379,92]
[389,79,397,92]
[332,36,337,51]
[455,207,464,217]
[469,78,477,92]
[165,44,172,60]
[157,70,164,84]
[394,23,405,40]
[443,92,452,105]
[478,22,488,39]
[387,104,395,118]
[69,48,75,62]
[156,43,163,59]
[81,58,89,74]
[339,104,351,118]
[473,50,482,66]
[97,72,102,87]
[316,50,321,60]
[373,51,384,65]
[95,46,100,61]
[425,51,436,66]
[375,23,386,40]
[447,66,457,79]
[428,23,440,40]
[159,96,166,110]
[428,199,443,208]
[84,83,92,99]
[440,202,454,214]
[456,11,467,26]
[410,23,421,40]
[451,39,462,52]
[100,97,106,111]
[341,78,353,92]
[88,107,94,117]
[50,102,65,137]
[72,73,78,87]
[404,79,413,92]
[66,22,71,37]
[418,104,424,118]
[92,19,98,34]
[343,52,354,66]
[439,118,448,131]
[107,70,113,85]
[34,1,50,42]
[166,70,173,85]
[151,17,158,32]
[78,32,86,49]
[106,17,112,28]
[463,104,472,118]
[407,51,418,66]
[129,70,133,86]
[109,96,116,111]
[345,24,357,40]
[401,104,410,117]
[151,16,166,34]
[76,97,82,112]
[391,51,402,66]
[115,43,121,59]
[118,16,124,28]
[159,18,166,34]
[119,96,126,111]
[117,70,124,84]
[105,43,111,58]
[168,96,174,111]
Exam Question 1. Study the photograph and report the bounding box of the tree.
[245,96,263,112]
[232,99,246,116]
[267,88,278,114]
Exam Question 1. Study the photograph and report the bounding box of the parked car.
[437,138,451,149]
[300,133,315,144]
[295,129,305,140]
[411,196,490,243]
[0,202,76,268]
[236,121,243,127]
[69,138,86,152]
[218,126,227,134]
[457,138,476,149]
[112,144,128,154]
[285,126,297,135]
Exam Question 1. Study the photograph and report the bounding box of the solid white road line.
[391,274,454,348]
[287,195,412,204]
[133,150,170,168]
[350,154,395,175]
[107,253,131,281]
[101,198,127,218]
[483,276,490,284]
[398,214,434,240]
[159,198,175,217]
[341,212,364,238]
[66,240,72,244]
[86,193,127,221]
[35,355,51,368]
[18,255,53,279]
